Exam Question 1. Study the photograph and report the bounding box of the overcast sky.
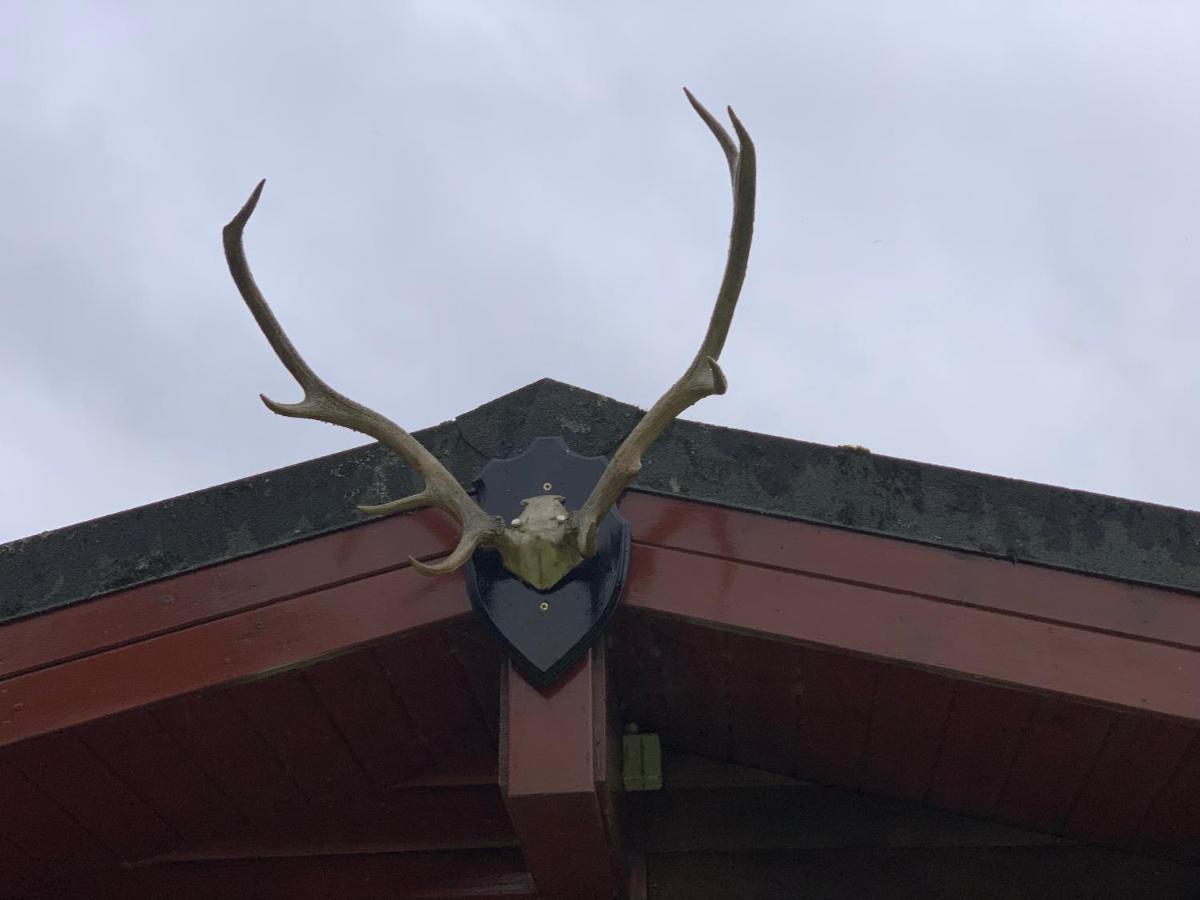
[2,2,1198,544]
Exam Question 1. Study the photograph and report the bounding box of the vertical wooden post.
[501,642,628,899]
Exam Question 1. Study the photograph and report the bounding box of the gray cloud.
[2,1,1198,544]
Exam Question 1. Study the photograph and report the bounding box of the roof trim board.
[4,492,1197,751]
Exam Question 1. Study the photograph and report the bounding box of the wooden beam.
[622,493,1200,651]
[624,542,1200,722]
[36,849,536,899]
[0,510,455,680]
[133,784,517,863]
[0,567,468,747]
[645,847,1200,899]
[629,752,1061,853]
[501,642,631,899]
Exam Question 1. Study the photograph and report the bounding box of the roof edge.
[4,377,1200,623]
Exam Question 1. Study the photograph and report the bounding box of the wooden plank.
[792,647,878,787]
[78,709,241,844]
[624,543,1200,721]
[0,832,43,895]
[724,632,804,776]
[36,849,535,900]
[153,689,311,828]
[0,566,469,747]
[375,628,496,781]
[611,611,668,737]
[444,620,504,746]
[226,672,372,806]
[502,646,626,899]
[142,784,517,861]
[653,617,731,758]
[994,697,1115,833]
[925,681,1037,818]
[303,645,432,788]
[623,493,1200,650]
[644,847,1200,900]
[632,753,1061,853]
[637,787,1054,853]
[0,510,454,680]
[859,665,955,800]
[2,733,178,863]
[1066,715,1196,847]
[0,760,113,879]
[1138,732,1200,858]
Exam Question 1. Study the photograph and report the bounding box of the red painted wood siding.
[614,608,1200,863]
[1,489,1198,890]
[0,625,507,894]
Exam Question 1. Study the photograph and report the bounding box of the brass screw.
[539,601,550,612]
[543,482,552,491]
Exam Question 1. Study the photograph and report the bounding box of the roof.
[5,377,1200,624]
[2,379,1199,892]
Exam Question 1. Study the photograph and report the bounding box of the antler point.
[409,553,465,577]
[246,179,265,209]
[573,89,753,546]
[260,394,298,416]
[226,180,266,234]
[409,556,438,576]
[706,356,728,395]
[729,108,752,143]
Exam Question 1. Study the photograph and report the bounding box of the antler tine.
[683,88,756,368]
[223,181,502,572]
[571,90,756,557]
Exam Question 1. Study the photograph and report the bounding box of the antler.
[223,181,503,575]
[571,89,756,556]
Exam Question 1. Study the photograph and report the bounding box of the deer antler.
[223,181,503,575]
[571,89,756,556]
[224,91,754,585]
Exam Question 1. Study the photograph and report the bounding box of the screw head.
[539,601,550,612]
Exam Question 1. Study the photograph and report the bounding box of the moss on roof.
[4,378,1199,624]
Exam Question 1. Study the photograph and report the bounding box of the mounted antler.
[570,88,756,556]
[222,181,504,575]
[223,89,754,586]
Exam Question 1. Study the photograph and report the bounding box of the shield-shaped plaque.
[465,436,631,688]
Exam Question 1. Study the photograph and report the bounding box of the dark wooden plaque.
[465,437,631,688]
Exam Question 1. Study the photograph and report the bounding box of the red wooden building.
[2,378,1198,897]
